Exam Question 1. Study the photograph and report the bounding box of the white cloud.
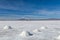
[35,10,60,15]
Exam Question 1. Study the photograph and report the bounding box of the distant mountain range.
[0,18,60,21]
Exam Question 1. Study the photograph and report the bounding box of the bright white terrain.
[0,20,60,40]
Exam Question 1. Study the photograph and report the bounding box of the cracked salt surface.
[0,21,60,40]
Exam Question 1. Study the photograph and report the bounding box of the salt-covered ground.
[0,20,60,40]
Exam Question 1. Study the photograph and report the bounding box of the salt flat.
[0,20,60,40]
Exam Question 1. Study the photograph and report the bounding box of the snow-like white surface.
[0,21,60,40]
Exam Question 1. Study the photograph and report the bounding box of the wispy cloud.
[36,9,60,15]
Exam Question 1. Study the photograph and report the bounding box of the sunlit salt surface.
[0,21,60,40]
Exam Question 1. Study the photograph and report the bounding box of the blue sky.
[0,0,60,19]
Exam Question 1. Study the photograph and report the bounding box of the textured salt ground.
[0,21,59,40]
[0,27,59,40]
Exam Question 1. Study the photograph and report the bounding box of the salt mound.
[56,35,60,40]
[3,25,12,30]
[33,26,48,33]
[40,26,48,30]
[33,29,41,33]
[19,31,33,37]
